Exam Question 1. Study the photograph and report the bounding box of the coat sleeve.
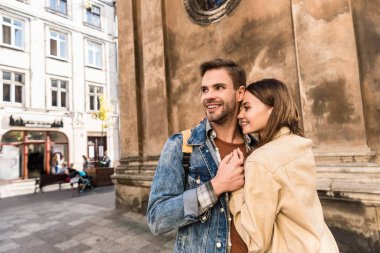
[230,161,281,252]
[147,134,199,235]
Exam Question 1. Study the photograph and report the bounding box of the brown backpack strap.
[181,129,192,189]
[181,129,192,153]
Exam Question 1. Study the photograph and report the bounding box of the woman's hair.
[245,79,303,146]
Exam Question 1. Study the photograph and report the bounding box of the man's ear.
[236,86,245,102]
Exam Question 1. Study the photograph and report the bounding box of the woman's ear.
[268,107,273,116]
[237,86,245,102]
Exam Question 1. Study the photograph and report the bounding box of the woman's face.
[238,92,273,135]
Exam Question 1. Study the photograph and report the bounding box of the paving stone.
[99,243,125,253]
[9,244,63,253]
[41,220,60,229]
[7,230,31,239]
[0,186,175,253]
[94,218,113,226]
[63,243,92,253]
[42,232,73,245]
[90,239,117,251]
[80,234,104,246]
[0,241,20,252]
[0,222,15,230]
[11,218,29,223]
[13,235,45,248]
[80,248,103,253]
[54,238,81,251]
[139,243,173,253]
[0,234,8,241]
[21,223,46,233]
[67,219,86,226]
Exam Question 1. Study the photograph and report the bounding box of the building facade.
[115,0,380,252]
[0,0,119,180]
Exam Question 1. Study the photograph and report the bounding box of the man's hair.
[199,58,246,90]
[246,79,303,146]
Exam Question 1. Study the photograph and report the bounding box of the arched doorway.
[0,130,69,180]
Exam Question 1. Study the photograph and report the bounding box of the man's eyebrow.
[213,83,227,87]
[201,82,227,88]
[242,101,250,106]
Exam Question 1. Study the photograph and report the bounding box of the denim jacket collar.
[187,119,208,145]
[187,118,257,148]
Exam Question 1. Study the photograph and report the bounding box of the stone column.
[291,0,372,163]
[114,0,169,213]
[291,2,380,250]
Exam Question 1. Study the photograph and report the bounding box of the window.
[50,0,67,15]
[49,30,67,59]
[1,71,24,103]
[1,16,23,48]
[0,131,69,180]
[51,79,68,108]
[86,5,100,27]
[88,85,103,111]
[87,41,102,68]
[184,0,240,25]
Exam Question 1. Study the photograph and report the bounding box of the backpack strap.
[181,129,192,189]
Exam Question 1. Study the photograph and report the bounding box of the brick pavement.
[0,186,175,253]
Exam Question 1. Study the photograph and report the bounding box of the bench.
[34,174,69,193]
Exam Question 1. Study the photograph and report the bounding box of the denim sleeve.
[147,134,199,235]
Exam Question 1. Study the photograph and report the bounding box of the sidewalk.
[0,186,175,253]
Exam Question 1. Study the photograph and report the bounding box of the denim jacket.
[147,119,235,253]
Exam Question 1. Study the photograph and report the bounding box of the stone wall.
[351,0,380,162]
[114,0,380,251]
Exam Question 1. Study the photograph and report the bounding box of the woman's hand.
[227,148,244,165]
[211,148,245,197]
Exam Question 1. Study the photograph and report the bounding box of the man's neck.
[210,120,244,144]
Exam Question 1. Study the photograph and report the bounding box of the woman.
[227,79,339,252]
[82,155,91,170]
[52,152,63,174]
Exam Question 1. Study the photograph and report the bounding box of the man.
[56,161,69,175]
[100,150,111,167]
[147,59,255,252]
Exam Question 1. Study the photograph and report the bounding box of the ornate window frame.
[183,0,241,25]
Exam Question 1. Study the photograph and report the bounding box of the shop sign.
[9,115,64,128]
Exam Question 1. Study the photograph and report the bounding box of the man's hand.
[211,148,244,197]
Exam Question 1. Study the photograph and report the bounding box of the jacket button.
[220,208,224,213]
[216,242,221,248]
[201,215,207,221]
[228,242,232,247]
[228,217,232,221]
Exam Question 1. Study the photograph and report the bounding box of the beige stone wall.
[115,0,380,251]
[164,0,299,133]
[321,197,380,252]
[117,0,379,160]
[117,0,139,159]
[351,0,380,162]
[292,0,368,153]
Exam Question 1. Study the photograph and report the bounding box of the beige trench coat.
[230,127,339,253]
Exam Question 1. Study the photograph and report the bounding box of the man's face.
[201,68,241,124]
